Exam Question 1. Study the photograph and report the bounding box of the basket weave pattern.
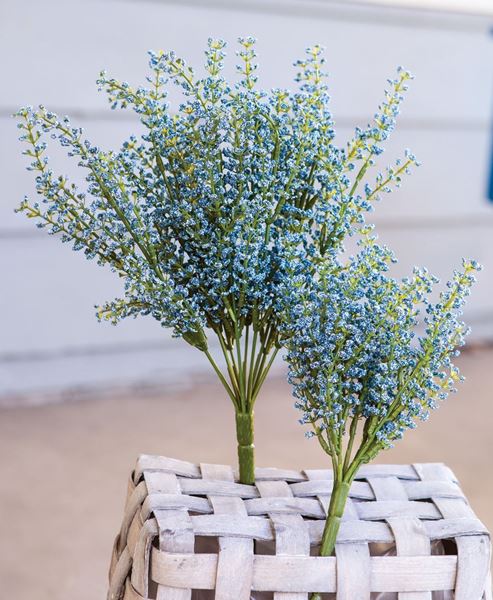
[108,455,491,599]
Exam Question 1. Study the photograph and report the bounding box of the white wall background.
[1,0,493,402]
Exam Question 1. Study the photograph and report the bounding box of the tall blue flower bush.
[17,38,418,483]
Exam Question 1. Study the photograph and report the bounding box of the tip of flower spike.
[306,44,325,56]
[404,148,421,167]
[237,36,256,47]
[462,258,483,272]
[397,66,414,80]
[95,304,118,325]
[14,106,35,120]
[14,196,29,214]
[148,49,165,59]
[208,38,227,50]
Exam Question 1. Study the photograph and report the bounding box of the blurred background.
[1,0,493,598]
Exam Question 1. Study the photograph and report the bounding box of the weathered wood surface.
[108,456,491,599]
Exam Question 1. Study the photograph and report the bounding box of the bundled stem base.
[310,480,351,600]
[236,411,255,485]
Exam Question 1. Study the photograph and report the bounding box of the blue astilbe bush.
[281,231,480,584]
[16,38,418,483]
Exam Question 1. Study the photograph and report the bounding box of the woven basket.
[108,455,491,599]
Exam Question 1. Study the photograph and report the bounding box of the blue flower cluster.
[16,39,416,358]
[281,231,480,466]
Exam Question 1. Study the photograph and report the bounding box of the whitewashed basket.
[108,455,491,600]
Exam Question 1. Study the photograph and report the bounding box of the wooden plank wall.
[1,0,492,401]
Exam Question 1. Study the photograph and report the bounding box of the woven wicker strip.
[108,455,491,600]
[201,463,254,600]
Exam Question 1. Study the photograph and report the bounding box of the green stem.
[310,479,351,600]
[247,320,259,399]
[235,410,255,485]
[343,415,359,473]
[252,347,279,404]
[204,349,238,409]
[217,333,241,398]
[234,332,246,410]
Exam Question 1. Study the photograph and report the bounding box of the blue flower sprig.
[281,231,480,581]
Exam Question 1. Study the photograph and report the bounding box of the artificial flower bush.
[281,230,479,599]
[17,38,418,483]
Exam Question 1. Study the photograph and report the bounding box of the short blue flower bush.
[280,226,479,592]
[17,38,428,484]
